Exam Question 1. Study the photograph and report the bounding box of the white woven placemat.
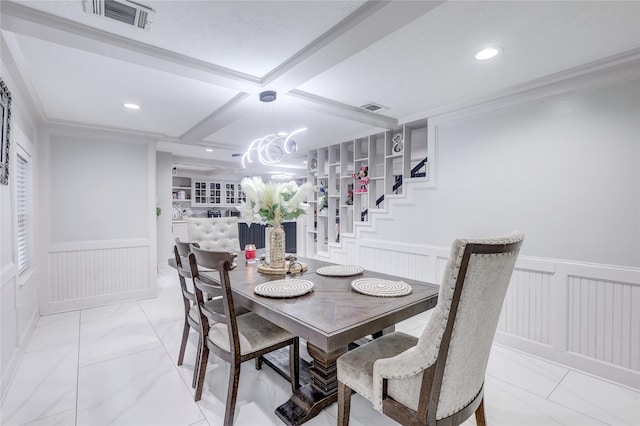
[316,265,364,277]
[351,278,412,297]
[254,279,314,298]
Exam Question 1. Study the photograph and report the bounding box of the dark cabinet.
[282,222,297,253]
[238,223,266,249]
[237,222,297,253]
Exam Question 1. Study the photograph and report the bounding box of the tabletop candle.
[245,244,256,263]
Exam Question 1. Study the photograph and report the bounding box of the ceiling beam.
[262,1,445,93]
[0,1,261,93]
[1,0,442,142]
[179,93,251,142]
[287,90,398,129]
[178,0,443,140]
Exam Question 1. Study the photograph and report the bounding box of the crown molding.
[43,119,165,143]
[288,89,398,129]
[402,48,640,125]
[1,32,44,128]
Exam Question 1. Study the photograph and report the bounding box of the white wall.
[334,76,640,389]
[49,135,149,242]
[38,126,158,314]
[0,45,40,399]
[156,151,172,262]
[371,79,640,267]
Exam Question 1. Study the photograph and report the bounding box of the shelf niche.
[303,119,428,259]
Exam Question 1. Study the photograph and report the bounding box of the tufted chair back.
[336,231,524,426]
[186,217,241,253]
[382,231,524,423]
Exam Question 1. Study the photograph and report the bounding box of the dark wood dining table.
[169,254,439,425]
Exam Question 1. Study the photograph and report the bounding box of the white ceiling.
[2,0,639,178]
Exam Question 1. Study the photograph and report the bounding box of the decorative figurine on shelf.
[346,188,354,205]
[353,166,370,193]
[392,133,404,153]
[318,182,328,213]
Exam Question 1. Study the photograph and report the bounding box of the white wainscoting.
[567,276,640,372]
[1,263,39,399]
[43,240,155,314]
[497,265,554,347]
[324,239,640,390]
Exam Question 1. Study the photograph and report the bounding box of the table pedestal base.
[275,343,347,426]
[275,384,336,426]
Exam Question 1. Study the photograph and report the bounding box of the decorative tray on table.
[258,261,307,275]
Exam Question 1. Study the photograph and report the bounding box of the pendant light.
[242,91,306,168]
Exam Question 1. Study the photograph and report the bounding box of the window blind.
[16,153,30,273]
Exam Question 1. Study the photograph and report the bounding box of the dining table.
[169,254,439,425]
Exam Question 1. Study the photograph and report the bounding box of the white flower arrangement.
[237,177,313,227]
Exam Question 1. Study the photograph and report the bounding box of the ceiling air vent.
[84,0,154,30]
[359,102,388,113]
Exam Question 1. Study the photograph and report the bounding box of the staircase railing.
[361,157,427,221]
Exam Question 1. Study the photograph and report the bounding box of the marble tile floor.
[1,266,638,426]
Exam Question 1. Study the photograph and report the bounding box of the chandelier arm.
[283,128,307,154]
[257,135,274,165]
[241,151,250,168]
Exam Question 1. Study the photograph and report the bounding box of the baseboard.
[0,309,39,403]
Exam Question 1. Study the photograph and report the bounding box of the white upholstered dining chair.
[186,217,241,252]
[336,231,525,426]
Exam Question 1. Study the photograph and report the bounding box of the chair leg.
[192,335,203,388]
[194,344,209,402]
[255,356,263,370]
[177,320,190,366]
[337,381,352,426]
[289,338,300,391]
[224,360,241,426]
[475,397,487,426]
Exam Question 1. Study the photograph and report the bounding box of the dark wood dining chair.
[188,246,300,425]
[174,240,200,369]
[173,239,249,388]
[336,231,525,426]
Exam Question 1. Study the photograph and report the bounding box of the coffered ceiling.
[1,0,639,177]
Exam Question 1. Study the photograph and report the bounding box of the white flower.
[236,177,313,227]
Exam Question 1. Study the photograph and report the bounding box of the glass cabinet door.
[237,185,246,203]
[193,181,208,205]
[209,182,222,205]
[225,183,236,205]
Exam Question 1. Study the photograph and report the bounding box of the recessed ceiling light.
[302,161,308,164]
[123,103,140,110]
[278,132,288,136]
[205,148,213,152]
[475,47,502,61]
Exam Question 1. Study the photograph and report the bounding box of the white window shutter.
[16,153,30,273]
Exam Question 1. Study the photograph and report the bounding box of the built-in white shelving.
[304,119,429,258]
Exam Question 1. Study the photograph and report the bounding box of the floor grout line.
[138,299,211,425]
[545,369,570,400]
[75,310,81,426]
